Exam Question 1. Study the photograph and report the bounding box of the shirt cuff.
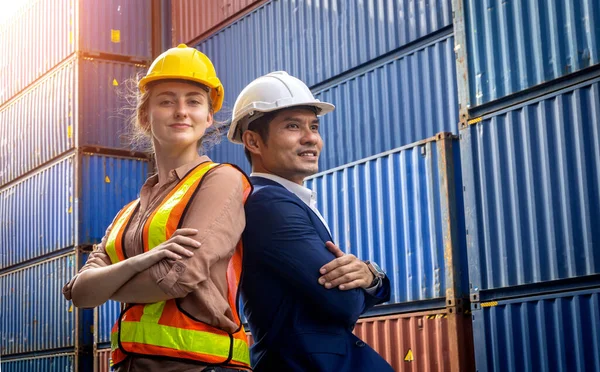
[363,277,382,296]
[151,259,187,298]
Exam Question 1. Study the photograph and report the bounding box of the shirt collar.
[174,155,212,180]
[144,155,212,188]
[251,172,315,207]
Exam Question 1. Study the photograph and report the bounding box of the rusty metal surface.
[95,347,111,372]
[171,0,267,45]
[451,0,471,128]
[245,309,474,371]
[436,134,468,304]
[354,310,474,372]
[151,0,163,58]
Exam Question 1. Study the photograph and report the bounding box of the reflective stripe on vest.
[106,162,251,368]
[143,162,219,252]
[105,200,139,264]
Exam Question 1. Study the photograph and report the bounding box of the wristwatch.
[364,260,385,287]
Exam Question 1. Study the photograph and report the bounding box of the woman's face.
[145,80,213,152]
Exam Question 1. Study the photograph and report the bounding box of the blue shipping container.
[0,152,149,270]
[0,352,75,372]
[0,253,86,354]
[0,0,151,104]
[471,288,600,372]
[78,152,150,246]
[207,33,459,171]
[206,140,251,176]
[197,0,452,92]
[0,56,147,186]
[316,34,458,169]
[79,0,152,60]
[96,300,120,345]
[305,134,467,305]
[461,0,600,107]
[461,77,600,298]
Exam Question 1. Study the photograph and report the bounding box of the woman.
[62,44,252,372]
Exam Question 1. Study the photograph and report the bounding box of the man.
[227,71,393,371]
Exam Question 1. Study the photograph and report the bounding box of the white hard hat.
[227,71,335,144]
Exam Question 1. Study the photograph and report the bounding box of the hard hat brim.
[227,101,335,144]
[138,75,224,113]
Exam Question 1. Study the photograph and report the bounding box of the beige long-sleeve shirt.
[62,156,247,371]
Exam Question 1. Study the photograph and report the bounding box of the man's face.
[259,108,323,184]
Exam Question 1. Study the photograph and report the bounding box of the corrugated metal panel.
[206,140,251,175]
[461,78,600,295]
[207,34,459,172]
[0,0,75,104]
[244,311,474,371]
[79,58,147,149]
[0,58,76,186]
[96,301,120,345]
[246,313,473,372]
[472,288,600,372]
[0,0,151,106]
[0,155,75,269]
[79,154,149,246]
[354,312,448,371]
[171,0,267,45]
[464,0,600,106]
[197,0,452,89]
[354,310,474,372]
[316,34,458,169]
[0,153,148,270]
[0,353,75,372]
[304,136,466,304]
[95,347,111,372]
[0,254,77,354]
[0,57,147,187]
[79,0,152,60]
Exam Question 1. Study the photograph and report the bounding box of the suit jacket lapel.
[249,176,333,242]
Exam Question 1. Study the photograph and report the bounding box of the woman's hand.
[129,228,201,273]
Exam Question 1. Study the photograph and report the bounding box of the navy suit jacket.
[240,176,393,372]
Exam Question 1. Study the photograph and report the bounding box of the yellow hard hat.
[139,44,224,112]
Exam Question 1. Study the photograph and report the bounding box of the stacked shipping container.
[0,1,153,370]
[4,1,596,371]
[95,309,475,372]
[453,0,600,370]
[150,0,475,371]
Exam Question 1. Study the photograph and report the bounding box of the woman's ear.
[206,111,214,127]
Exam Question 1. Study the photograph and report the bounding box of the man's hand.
[318,241,374,290]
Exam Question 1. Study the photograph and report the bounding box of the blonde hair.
[121,74,227,156]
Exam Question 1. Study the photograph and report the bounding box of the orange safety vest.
[104,162,252,369]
